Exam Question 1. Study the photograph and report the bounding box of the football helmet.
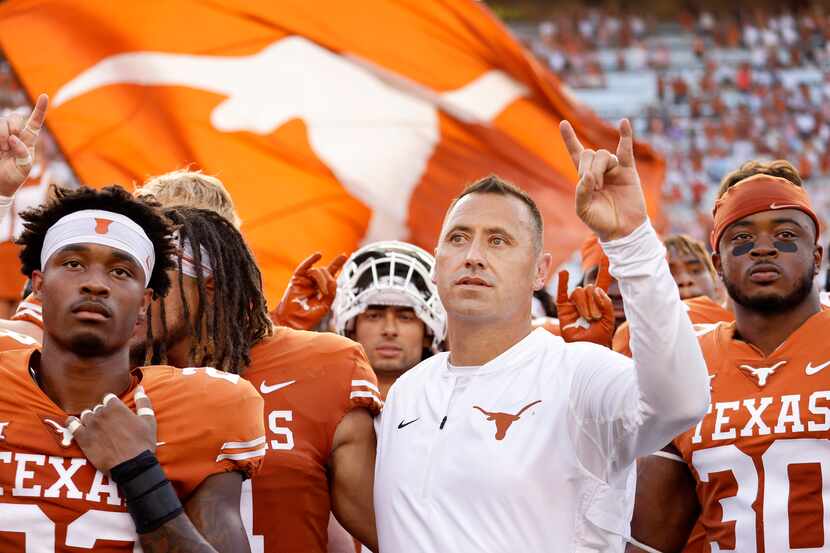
[332,241,446,352]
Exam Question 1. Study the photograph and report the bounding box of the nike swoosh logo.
[156,442,166,447]
[806,361,830,375]
[770,202,799,210]
[398,418,419,429]
[260,379,296,394]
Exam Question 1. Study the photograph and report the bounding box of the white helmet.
[332,241,446,352]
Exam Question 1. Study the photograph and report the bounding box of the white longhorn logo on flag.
[53,36,528,243]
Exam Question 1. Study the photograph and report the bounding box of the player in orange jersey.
[613,234,734,357]
[0,291,43,350]
[130,204,381,553]
[627,160,830,553]
[1,184,264,552]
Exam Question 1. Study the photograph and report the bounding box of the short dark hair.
[450,175,544,251]
[717,160,803,198]
[16,186,175,298]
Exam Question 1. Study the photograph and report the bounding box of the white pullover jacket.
[374,222,710,552]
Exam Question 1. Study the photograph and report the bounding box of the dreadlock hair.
[16,185,175,298]
[663,234,717,282]
[717,159,803,199]
[149,207,272,374]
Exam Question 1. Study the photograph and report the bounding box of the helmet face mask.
[333,241,447,353]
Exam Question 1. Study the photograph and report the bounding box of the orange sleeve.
[612,321,633,357]
[210,373,267,479]
[348,344,383,416]
[11,294,42,327]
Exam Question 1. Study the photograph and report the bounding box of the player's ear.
[534,252,553,291]
[138,289,153,320]
[31,271,44,298]
[712,251,723,280]
[814,244,823,277]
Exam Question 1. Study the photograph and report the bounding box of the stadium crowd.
[527,7,830,247]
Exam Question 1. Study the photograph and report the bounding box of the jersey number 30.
[693,439,830,552]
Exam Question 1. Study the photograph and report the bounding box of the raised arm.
[0,94,48,223]
[560,120,709,467]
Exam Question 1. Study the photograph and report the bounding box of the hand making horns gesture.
[0,94,48,197]
[559,119,647,242]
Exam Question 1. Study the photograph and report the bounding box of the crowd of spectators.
[528,7,830,244]
[528,9,658,89]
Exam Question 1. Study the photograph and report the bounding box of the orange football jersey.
[613,295,734,357]
[0,322,41,352]
[11,294,43,327]
[0,348,265,552]
[241,328,381,553]
[674,309,830,552]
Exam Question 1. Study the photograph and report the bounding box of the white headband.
[41,209,155,286]
[173,232,213,279]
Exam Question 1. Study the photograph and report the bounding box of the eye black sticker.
[732,242,754,256]
[773,241,797,253]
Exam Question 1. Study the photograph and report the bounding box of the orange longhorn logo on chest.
[473,400,542,440]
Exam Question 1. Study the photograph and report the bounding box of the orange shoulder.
[140,365,266,488]
[684,296,734,324]
[0,321,41,351]
[250,328,368,377]
[249,329,382,414]
[11,294,43,327]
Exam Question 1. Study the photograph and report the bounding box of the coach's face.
[434,193,550,325]
[33,243,151,357]
[714,208,821,312]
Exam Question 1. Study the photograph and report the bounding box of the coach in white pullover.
[374,120,710,552]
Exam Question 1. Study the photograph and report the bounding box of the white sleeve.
[0,195,11,226]
[568,221,710,478]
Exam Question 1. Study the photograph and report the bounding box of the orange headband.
[580,235,608,274]
[710,174,820,252]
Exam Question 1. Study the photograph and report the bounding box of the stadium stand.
[518,7,830,245]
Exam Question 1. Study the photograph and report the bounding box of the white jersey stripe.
[350,390,383,406]
[651,450,685,463]
[14,308,43,322]
[351,379,380,393]
[221,435,266,450]
[216,447,267,462]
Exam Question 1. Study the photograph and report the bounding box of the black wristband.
[110,450,184,534]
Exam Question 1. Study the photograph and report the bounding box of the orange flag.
[0,0,664,307]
